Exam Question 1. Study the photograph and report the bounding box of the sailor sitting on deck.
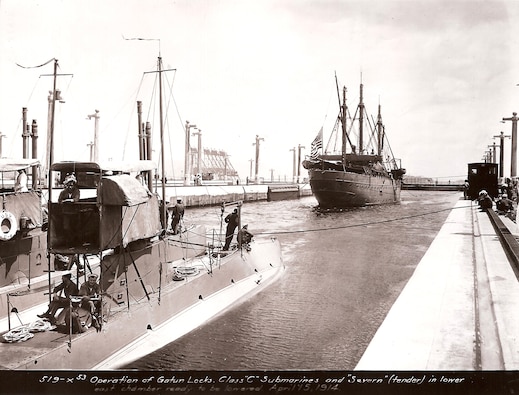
[78,273,102,331]
[237,224,253,251]
[37,273,78,324]
[79,274,101,314]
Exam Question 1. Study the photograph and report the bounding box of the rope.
[27,319,54,332]
[2,326,34,343]
[16,58,55,69]
[255,205,467,236]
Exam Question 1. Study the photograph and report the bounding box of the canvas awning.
[99,160,156,173]
[0,158,40,172]
[100,174,151,206]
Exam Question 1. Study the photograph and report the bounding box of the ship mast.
[377,103,383,156]
[358,82,364,154]
[157,56,167,229]
[46,58,58,305]
[341,86,347,165]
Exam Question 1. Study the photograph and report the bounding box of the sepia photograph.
[0,1,518,393]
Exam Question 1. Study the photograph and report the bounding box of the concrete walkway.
[355,199,519,370]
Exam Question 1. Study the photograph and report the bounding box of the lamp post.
[253,135,264,183]
[493,131,511,178]
[502,112,518,177]
[184,121,196,185]
[488,142,497,164]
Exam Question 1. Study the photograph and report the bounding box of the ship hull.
[308,169,401,208]
[0,236,283,370]
[0,229,47,288]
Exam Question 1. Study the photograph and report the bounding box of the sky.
[1,0,519,182]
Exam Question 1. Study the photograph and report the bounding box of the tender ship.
[303,79,405,208]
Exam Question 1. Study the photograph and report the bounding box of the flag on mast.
[310,127,323,160]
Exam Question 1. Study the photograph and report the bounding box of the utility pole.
[249,159,254,181]
[297,144,305,183]
[488,142,497,164]
[493,131,511,178]
[87,110,100,163]
[502,112,518,177]
[270,168,274,182]
[289,147,296,183]
[184,121,197,185]
[253,135,264,183]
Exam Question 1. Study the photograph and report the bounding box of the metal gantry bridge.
[191,147,238,181]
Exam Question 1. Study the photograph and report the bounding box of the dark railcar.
[467,162,498,200]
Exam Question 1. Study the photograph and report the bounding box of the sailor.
[14,169,28,192]
[223,208,239,251]
[169,198,185,235]
[37,273,78,323]
[477,190,493,210]
[463,180,469,200]
[79,273,101,315]
[497,193,513,214]
[58,173,80,203]
[237,224,253,250]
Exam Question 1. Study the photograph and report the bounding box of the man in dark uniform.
[223,208,239,250]
[171,198,185,235]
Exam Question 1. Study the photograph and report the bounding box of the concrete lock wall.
[163,184,312,207]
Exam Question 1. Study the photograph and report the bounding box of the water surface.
[125,190,461,370]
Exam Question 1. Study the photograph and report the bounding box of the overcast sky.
[1,0,519,181]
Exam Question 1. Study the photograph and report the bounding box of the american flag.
[310,127,323,160]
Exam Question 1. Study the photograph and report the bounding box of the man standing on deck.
[170,198,185,235]
[223,208,239,251]
[15,169,28,192]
